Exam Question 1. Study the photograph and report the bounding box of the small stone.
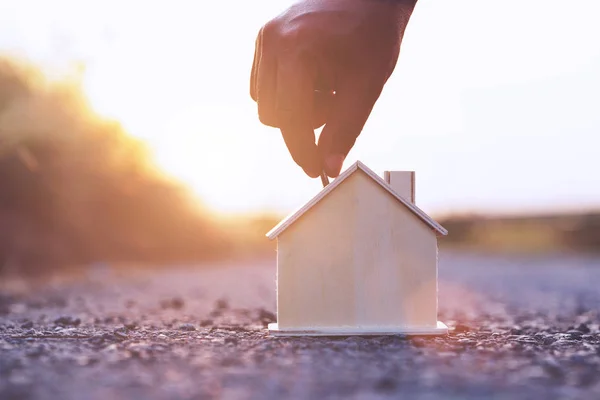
[124,322,138,330]
[551,339,573,347]
[556,333,574,340]
[542,336,557,345]
[453,324,471,333]
[160,297,185,310]
[576,323,591,334]
[258,309,276,326]
[215,298,230,311]
[20,321,33,329]
[179,323,196,331]
[171,297,184,309]
[515,335,537,344]
[103,344,119,352]
[113,328,128,339]
[199,320,213,327]
[566,330,584,339]
[54,316,81,327]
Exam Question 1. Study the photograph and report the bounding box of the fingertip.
[279,127,322,179]
[324,154,345,177]
[300,153,323,178]
[303,166,322,179]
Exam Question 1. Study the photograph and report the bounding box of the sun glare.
[6,0,598,216]
[81,59,271,214]
[84,71,215,193]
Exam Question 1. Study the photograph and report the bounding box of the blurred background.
[1,0,599,277]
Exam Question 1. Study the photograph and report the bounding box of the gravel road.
[1,250,600,400]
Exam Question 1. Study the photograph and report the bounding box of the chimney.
[384,171,415,204]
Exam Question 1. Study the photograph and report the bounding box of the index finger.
[318,73,384,177]
[276,55,322,178]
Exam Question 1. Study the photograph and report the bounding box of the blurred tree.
[0,57,232,274]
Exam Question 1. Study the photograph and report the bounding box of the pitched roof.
[266,161,448,239]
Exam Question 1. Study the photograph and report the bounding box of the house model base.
[266,161,449,338]
[268,321,449,337]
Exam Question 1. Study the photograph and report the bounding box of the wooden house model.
[266,161,448,336]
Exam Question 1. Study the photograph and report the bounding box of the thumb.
[317,77,383,177]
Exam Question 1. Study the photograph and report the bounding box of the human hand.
[250,0,418,178]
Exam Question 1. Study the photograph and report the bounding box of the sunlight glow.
[2,0,600,215]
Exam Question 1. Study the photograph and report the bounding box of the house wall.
[276,170,439,330]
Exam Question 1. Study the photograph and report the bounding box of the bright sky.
[1,0,599,216]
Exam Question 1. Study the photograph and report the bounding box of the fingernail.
[325,154,345,177]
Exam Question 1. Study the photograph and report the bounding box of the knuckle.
[261,20,280,44]
[278,26,303,46]
[266,17,307,47]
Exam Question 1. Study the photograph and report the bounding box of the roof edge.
[266,161,448,240]
[354,161,448,236]
[266,161,361,240]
